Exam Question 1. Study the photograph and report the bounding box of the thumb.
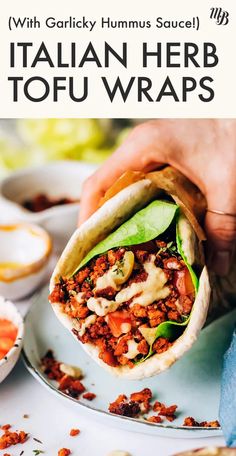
[205,189,236,276]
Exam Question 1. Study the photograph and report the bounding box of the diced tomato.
[0,337,14,355]
[173,268,195,297]
[0,320,17,358]
[0,319,18,340]
[107,310,132,338]
[0,350,6,360]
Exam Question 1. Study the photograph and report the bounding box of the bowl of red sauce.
[0,296,24,382]
[0,161,97,251]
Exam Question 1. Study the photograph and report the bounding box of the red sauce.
[0,319,18,360]
[22,193,79,212]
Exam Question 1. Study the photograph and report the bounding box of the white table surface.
[0,281,225,456]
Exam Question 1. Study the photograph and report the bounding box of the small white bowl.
[0,161,97,251]
[0,223,52,300]
[0,296,24,383]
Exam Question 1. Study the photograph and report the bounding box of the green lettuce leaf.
[136,213,199,364]
[140,316,189,346]
[176,217,199,293]
[137,317,190,363]
[74,200,178,274]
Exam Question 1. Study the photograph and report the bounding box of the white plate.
[23,287,235,438]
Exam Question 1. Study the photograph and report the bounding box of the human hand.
[79,119,236,276]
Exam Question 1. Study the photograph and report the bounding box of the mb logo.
[210,7,229,25]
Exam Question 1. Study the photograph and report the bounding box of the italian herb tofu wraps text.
[49,168,211,379]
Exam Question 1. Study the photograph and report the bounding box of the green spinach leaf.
[73,200,178,274]
[136,213,199,365]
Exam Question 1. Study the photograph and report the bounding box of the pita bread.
[50,168,211,379]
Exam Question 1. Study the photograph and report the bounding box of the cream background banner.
[0,0,235,118]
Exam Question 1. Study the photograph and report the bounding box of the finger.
[78,124,166,225]
[205,189,236,276]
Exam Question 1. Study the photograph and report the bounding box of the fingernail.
[211,251,231,276]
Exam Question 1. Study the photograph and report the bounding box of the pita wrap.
[49,167,211,380]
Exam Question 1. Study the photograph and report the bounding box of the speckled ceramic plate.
[23,287,236,438]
